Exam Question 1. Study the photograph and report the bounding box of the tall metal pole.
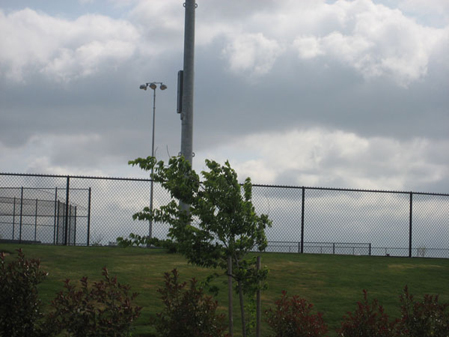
[180,0,196,166]
[180,0,196,213]
[140,82,167,242]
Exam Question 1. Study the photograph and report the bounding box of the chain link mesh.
[412,194,449,258]
[1,174,448,258]
[303,189,410,256]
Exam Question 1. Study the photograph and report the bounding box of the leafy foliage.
[265,290,328,337]
[338,287,449,337]
[152,269,228,337]
[395,285,449,337]
[129,157,271,270]
[47,267,142,337]
[128,156,272,336]
[116,233,179,253]
[337,290,397,337]
[0,249,49,337]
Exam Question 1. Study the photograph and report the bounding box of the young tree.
[128,156,272,337]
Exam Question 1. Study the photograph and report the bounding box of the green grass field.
[1,243,448,336]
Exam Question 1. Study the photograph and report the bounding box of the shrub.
[152,268,228,337]
[47,267,142,337]
[337,290,397,337]
[265,290,328,337]
[117,233,179,253]
[0,249,49,337]
[395,285,449,337]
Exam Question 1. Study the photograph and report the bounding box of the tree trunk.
[228,256,234,337]
[256,255,261,337]
[238,279,247,337]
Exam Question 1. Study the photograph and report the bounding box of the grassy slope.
[1,244,448,336]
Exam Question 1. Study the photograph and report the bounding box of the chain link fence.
[1,173,448,258]
[0,185,88,245]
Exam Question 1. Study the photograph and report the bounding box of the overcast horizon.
[1,0,448,194]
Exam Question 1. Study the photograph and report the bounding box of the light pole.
[139,82,167,241]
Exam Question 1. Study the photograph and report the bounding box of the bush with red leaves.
[48,267,142,337]
[265,290,328,337]
[152,269,228,337]
[337,290,397,337]
[395,285,449,337]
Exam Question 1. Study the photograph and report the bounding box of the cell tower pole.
[180,0,196,166]
[180,0,196,212]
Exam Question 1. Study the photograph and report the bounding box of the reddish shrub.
[152,268,228,337]
[395,285,449,337]
[48,267,142,337]
[0,249,49,337]
[265,290,328,337]
[337,290,397,337]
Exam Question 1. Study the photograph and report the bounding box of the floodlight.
[140,84,147,90]
[149,83,157,90]
[160,84,167,90]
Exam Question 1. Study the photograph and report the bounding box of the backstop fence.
[0,185,90,246]
[0,173,448,258]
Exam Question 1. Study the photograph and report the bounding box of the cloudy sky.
[1,0,448,193]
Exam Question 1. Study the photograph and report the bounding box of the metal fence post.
[301,187,305,254]
[12,197,16,240]
[65,176,70,246]
[409,192,413,258]
[56,200,61,244]
[74,206,77,246]
[34,199,38,241]
[53,187,58,244]
[87,187,91,246]
[19,187,24,243]
[67,205,71,245]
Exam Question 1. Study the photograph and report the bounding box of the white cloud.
[194,0,448,85]
[203,128,449,191]
[0,8,139,82]
[293,36,324,59]
[290,0,447,86]
[222,32,284,76]
[2,1,446,86]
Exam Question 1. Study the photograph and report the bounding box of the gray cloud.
[0,0,448,194]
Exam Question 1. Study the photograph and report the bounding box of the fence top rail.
[252,183,449,197]
[0,186,88,191]
[2,173,449,197]
[0,196,56,203]
[268,241,372,245]
[0,172,151,182]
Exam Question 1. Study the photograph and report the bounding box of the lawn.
[1,243,449,336]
